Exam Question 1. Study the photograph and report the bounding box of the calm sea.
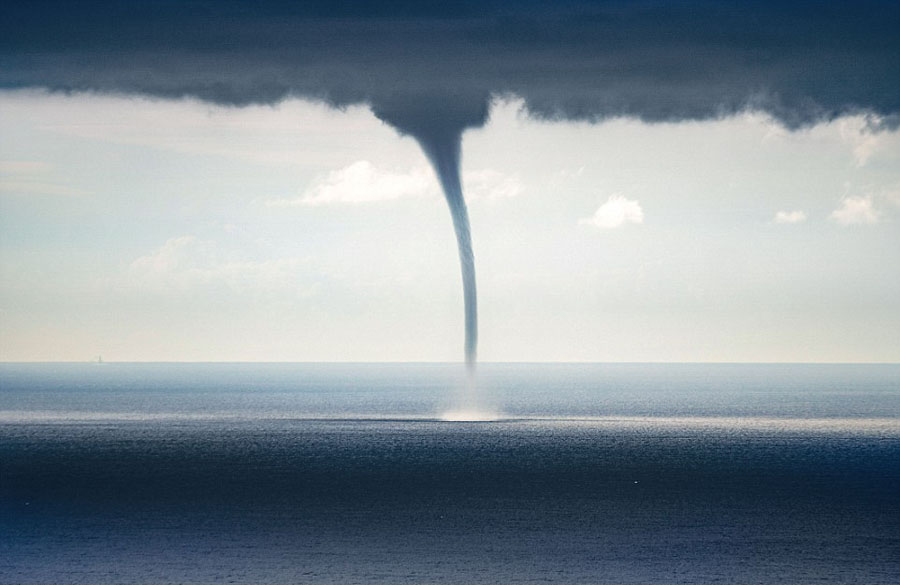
[1,363,898,584]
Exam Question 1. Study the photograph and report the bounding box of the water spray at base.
[372,95,500,420]
[418,132,503,421]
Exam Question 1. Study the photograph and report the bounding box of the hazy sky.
[1,92,898,362]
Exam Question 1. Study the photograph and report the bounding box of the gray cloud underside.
[2,1,899,133]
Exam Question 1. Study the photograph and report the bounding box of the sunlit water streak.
[2,363,898,584]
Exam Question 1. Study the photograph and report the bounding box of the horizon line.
[2,360,898,366]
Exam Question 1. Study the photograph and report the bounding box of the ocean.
[1,363,898,584]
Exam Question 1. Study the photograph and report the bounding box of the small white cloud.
[580,194,644,229]
[463,169,523,200]
[773,210,807,224]
[552,166,585,180]
[128,236,207,279]
[269,160,434,207]
[829,196,880,225]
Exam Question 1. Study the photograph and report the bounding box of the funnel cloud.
[2,0,899,368]
[372,95,488,370]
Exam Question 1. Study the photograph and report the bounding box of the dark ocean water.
[1,363,898,584]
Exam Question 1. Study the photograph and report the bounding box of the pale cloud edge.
[463,169,524,201]
[774,210,807,224]
[267,160,523,207]
[580,195,644,229]
[268,161,432,207]
[830,196,880,225]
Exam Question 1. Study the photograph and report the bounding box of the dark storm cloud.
[1,0,898,130]
[3,0,897,371]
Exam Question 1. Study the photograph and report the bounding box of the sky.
[1,1,899,362]
[2,92,898,362]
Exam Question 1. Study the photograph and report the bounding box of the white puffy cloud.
[773,210,807,224]
[127,236,218,286]
[269,160,434,206]
[462,169,523,200]
[268,160,523,206]
[580,195,644,229]
[829,196,880,225]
